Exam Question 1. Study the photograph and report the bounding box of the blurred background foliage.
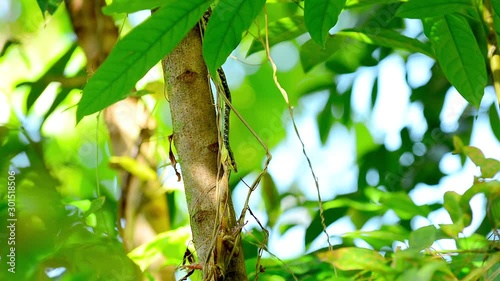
[0,0,499,280]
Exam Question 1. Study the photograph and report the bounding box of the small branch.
[44,75,87,88]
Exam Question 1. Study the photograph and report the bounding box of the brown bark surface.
[162,24,248,281]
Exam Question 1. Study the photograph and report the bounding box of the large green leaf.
[338,28,434,58]
[76,0,213,121]
[396,0,473,19]
[304,0,347,46]
[203,0,266,75]
[423,15,487,107]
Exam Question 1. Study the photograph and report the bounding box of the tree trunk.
[162,22,248,281]
[64,1,173,280]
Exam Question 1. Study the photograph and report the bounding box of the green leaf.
[443,191,471,229]
[325,38,378,74]
[305,204,348,246]
[102,0,168,15]
[317,247,395,273]
[342,228,408,250]
[304,0,347,46]
[345,0,401,9]
[406,260,452,281]
[84,196,106,217]
[455,141,500,178]
[480,158,500,178]
[490,195,500,228]
[317,90,336,144]
[306,197,384,246]
[76,0,213,122]
[438,223,461,238]
[68,199,92,212]
[109,156,157,181]
[203,0,266,74]
[462,181,500,204]
[463,146,486,166]
[261,173,281,228]
[300,36,345,72]
[246,15,307,56]
[396,0,473,19]
[452,135,464,154]
[128,227,191,271]
[380,192,430,219]
[300,33,378,73]
[409,225,437,251]
[489,104,500,141]
[457,234,489,250]
[296,69,337,96]
[338,28,434,58]
[37,0,62,16]
[355,122,377,160]
[492,0,500,36]
[423,15,487,107]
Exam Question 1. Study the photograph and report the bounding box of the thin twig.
[262,5,333,252]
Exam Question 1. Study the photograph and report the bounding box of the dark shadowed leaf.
[261,173,281,228]
[37,0,62,16]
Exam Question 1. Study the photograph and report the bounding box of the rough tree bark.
[162,21,248,281]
